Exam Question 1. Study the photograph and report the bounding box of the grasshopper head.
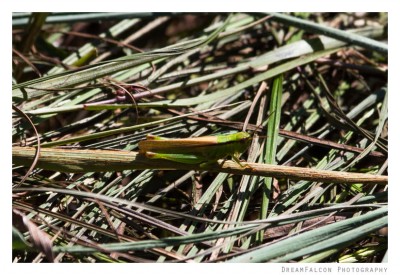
[234,131,252,153]
[236,131,251,140]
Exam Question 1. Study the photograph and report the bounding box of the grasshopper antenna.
[242,81,268,132]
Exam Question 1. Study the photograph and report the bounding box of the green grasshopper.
[138,131,252,167]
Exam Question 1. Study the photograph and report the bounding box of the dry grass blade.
[13,209,54,262]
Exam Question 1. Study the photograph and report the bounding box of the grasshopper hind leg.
[144,152,205,165]
[232,155,253,170]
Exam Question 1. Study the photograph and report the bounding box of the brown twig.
[12,105,41,186]
[13,147,388,184]
[12,48,42,77]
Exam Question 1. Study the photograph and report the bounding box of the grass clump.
[12,12,387,263]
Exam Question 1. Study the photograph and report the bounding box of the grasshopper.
[138,132,252,167]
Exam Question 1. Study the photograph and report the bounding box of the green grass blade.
[258,74,283,241]
[229,206,387,262]
[264,12,387,53]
